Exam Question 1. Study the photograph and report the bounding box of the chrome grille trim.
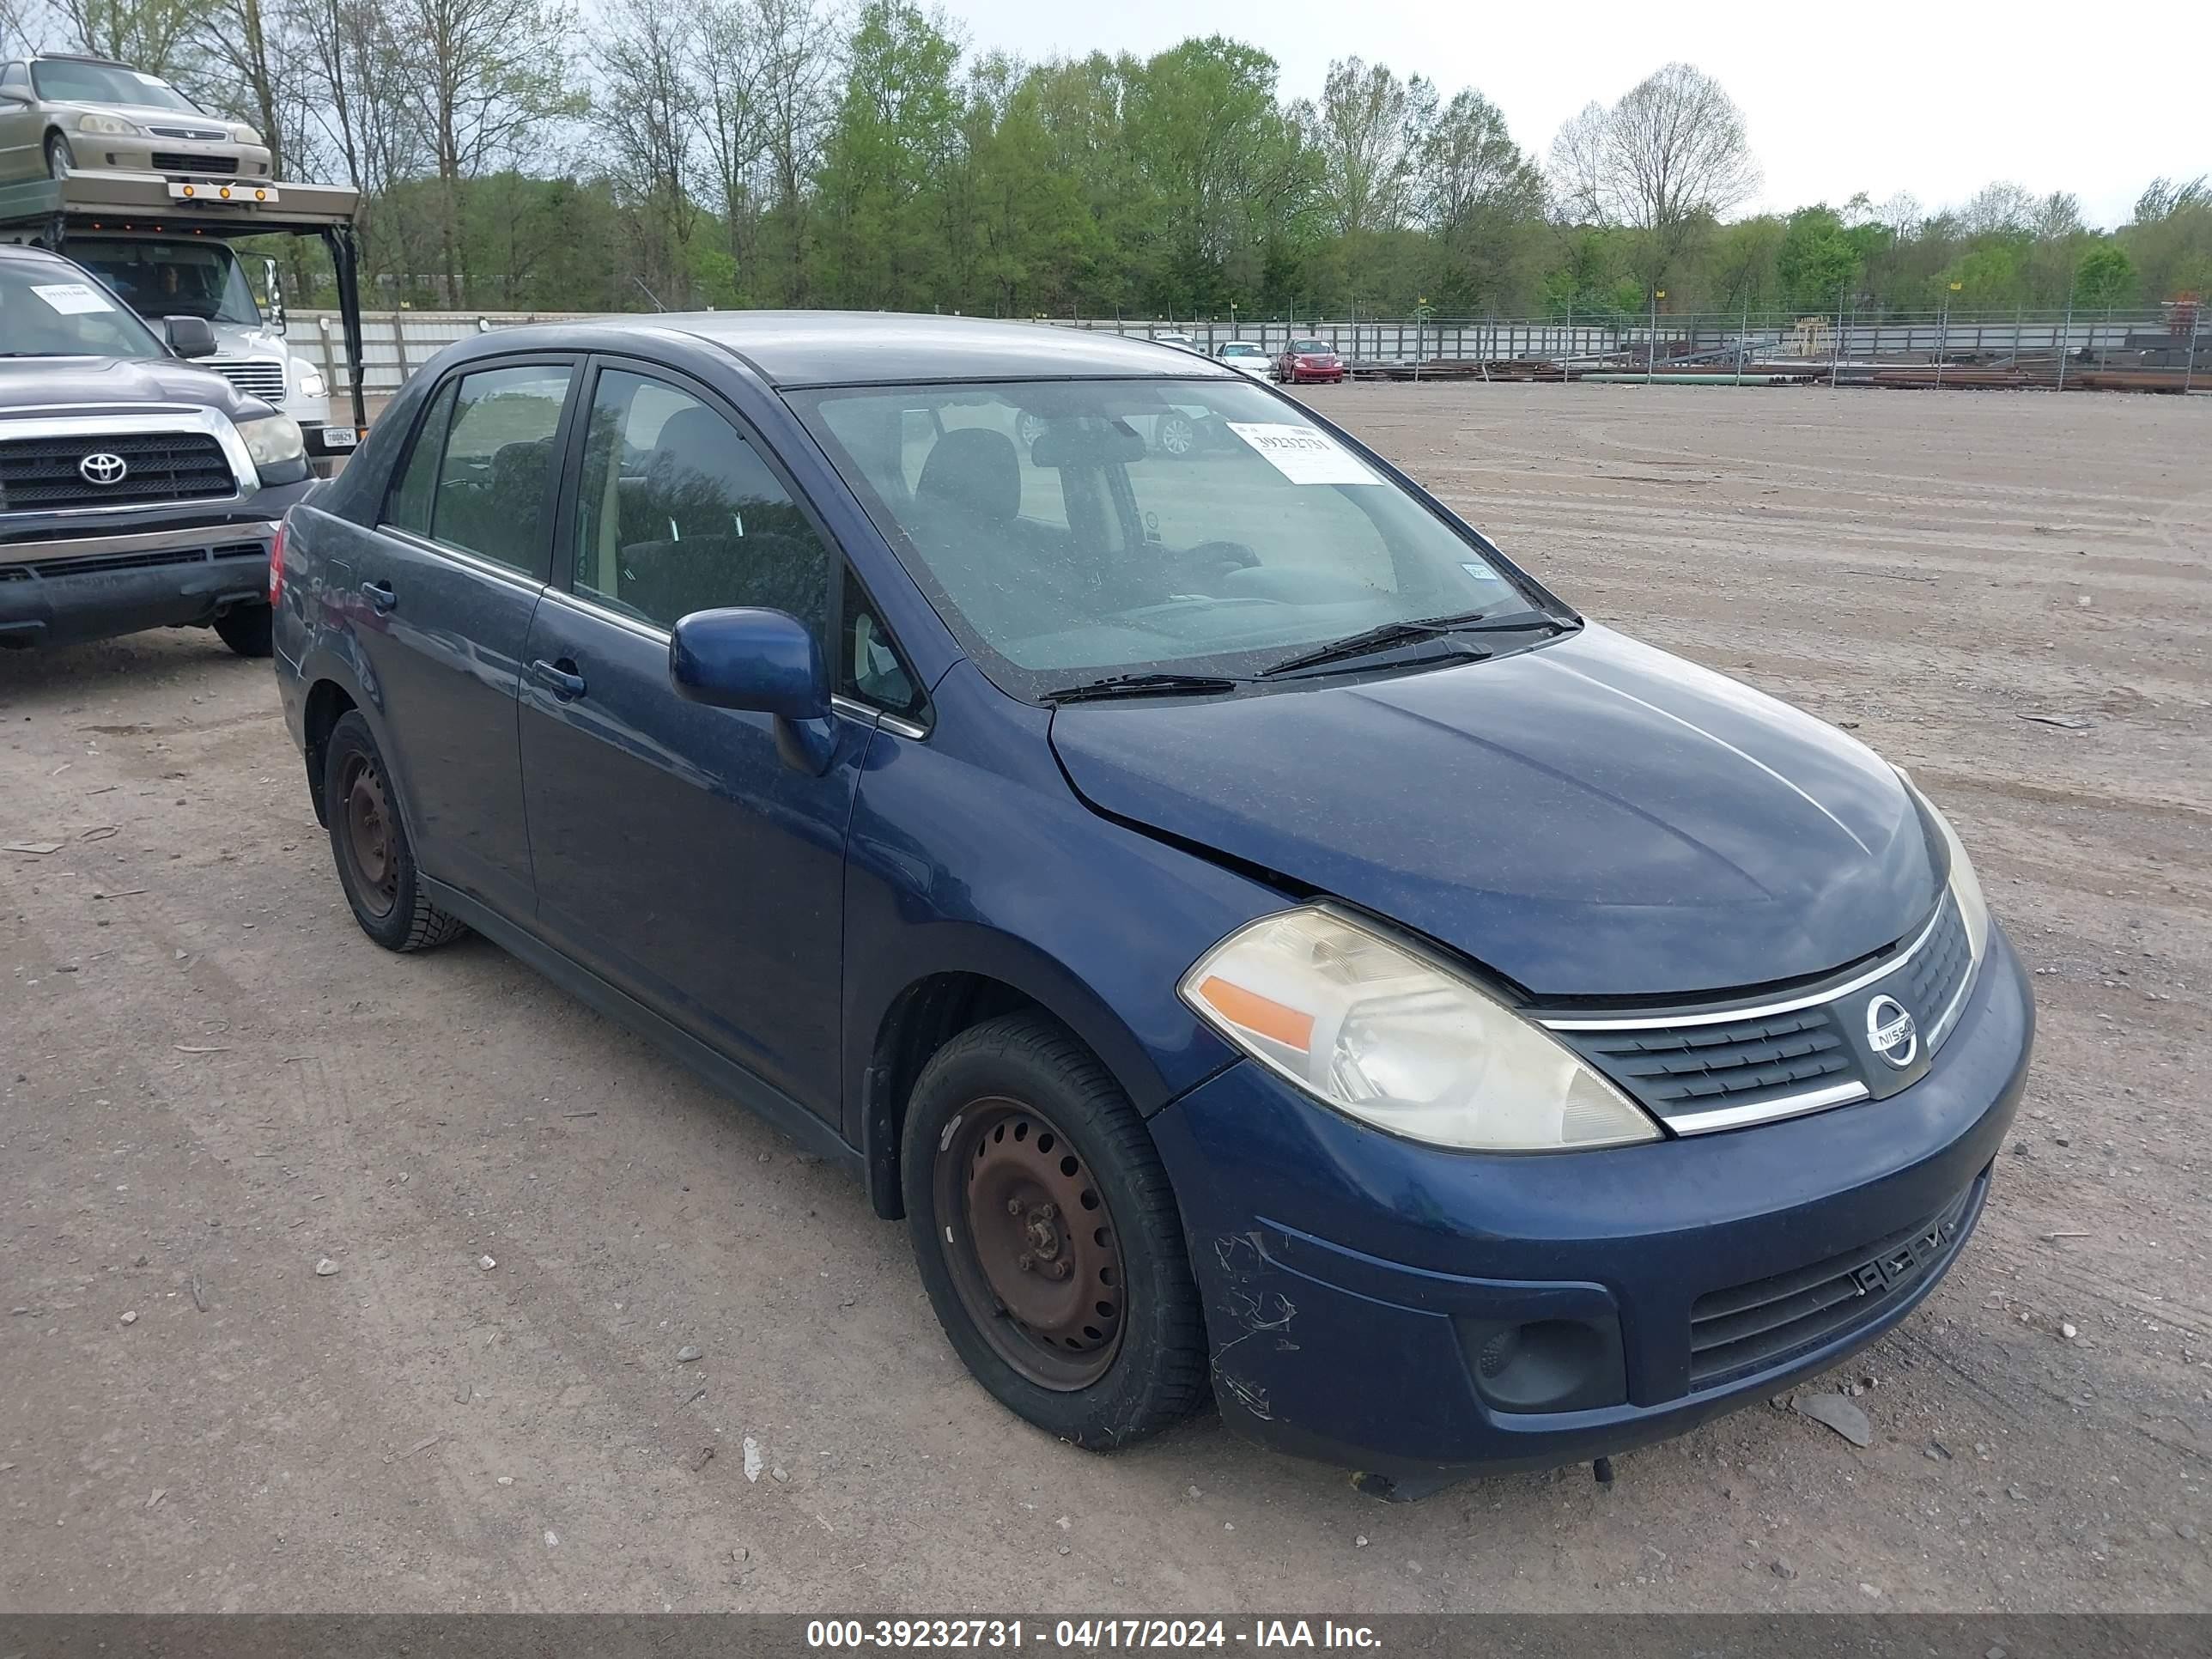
[1538,899,1951,1033]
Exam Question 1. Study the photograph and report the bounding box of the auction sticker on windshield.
[30,283,115,315]
[1226,422,1379,486]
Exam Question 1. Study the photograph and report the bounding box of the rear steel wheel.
[338,751,399,921]
[935,1096,1127,1390]
[321,709,467,952]
[1155,413,1196,458]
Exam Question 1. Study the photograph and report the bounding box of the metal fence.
[294,304,2209,403]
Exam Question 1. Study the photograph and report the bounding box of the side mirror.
[670,606,830,721]
[164,315,217,359]
[262,256,286,336]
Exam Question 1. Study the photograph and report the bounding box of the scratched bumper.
[1146,925,2031,1497]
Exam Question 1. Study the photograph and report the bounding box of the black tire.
[322,710,467,952]
[45,132,73,179]
[902,1013,1206,1449]
[213,603,273,659]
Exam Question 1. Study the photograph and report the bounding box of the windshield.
[0,259,164,358]
[1218,344,1263,357]
[796,378,1560,698]
[74,240,259,325]
[1291,339,1333,354]
[32,60,199,110]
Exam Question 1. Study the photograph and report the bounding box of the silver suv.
[0,54,271,184]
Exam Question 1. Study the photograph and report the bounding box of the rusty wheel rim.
[339,753,398,920]
[935,1097,1128,1391]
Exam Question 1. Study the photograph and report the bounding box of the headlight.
[1181,907,1661,1152]
[297,366,328,399]
[235,125,264,145]
[1898,769,1990,963]
[234,411,306,472]
[76,112,144,137]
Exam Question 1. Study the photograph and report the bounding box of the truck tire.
[213,603,273,659]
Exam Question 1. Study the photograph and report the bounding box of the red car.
[1274,337,1345,384]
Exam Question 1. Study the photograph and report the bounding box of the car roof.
[0,242,78,269]
[507,312,1242,389]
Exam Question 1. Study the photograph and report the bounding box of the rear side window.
[383,380,457,536]
[428,365,572,574]
[568,368,830,637]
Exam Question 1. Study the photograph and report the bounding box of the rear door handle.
[528,658,586,701]
[359,580,397,614]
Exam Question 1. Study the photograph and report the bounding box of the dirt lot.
[3,385,2208,1613]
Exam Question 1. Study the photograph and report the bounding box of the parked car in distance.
[276,313,2032,1499]
[1149,331,1198,353]
[0,242,307,653]
[1212,340,1272,379]
[0,54,270,184]
[1276,337,1346,384]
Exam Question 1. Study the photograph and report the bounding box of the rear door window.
[404,363,573,576]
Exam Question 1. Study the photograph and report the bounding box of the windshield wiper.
[1040,672,1245,705]
[1259,611,1495,678]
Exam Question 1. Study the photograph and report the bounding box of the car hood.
[1048,624,1939,1000]
[60,98,229,130]
[0,356,263,418]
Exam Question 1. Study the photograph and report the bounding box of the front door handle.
[360,580,397,614]
[528,657,586,702]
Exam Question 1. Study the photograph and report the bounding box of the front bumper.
[1148,922,2033,1497]
[0,490,304,647]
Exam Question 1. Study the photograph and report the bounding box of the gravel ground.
[2,384,2207,1613]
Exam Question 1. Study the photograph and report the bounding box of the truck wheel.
[213,603,273,659]
[323,711,468,953]
[902,1013,1207,1449]
[45,132,74,178]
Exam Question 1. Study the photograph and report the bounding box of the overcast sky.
[940,0,2203,230]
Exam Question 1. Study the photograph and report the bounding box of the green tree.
[1776,204,1863,310]
[814,0,962,308]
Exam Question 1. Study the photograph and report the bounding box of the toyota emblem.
[1866,994,1919,1069]
[79,451,129,486]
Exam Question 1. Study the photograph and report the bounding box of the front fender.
[839,660,1285,1144]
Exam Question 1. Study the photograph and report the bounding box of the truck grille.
[0,432,236,511]
[207,356,289,403]
[1687,1177,1982,1389]
[153,153,239,174]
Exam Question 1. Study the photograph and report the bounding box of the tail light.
[268,519,287,606]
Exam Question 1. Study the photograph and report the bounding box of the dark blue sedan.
[273,315,2033,1499]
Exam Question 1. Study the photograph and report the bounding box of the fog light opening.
[1461,1315,1627,1413]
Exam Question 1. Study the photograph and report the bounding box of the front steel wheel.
[935,1096,1128,1390]
[902,1014,1206,1448]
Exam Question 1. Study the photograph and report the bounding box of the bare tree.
[593,0,696,305]
[1958,180,2034,235]
[389,0,581,301]
[1549,61,1759,291]
[41,0,206,74]
[688,0,775,289]
[1304,57,1431,238]
[749,0,836,303]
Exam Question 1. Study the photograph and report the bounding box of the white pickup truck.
[0,171,368,472]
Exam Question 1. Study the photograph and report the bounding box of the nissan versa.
[274,315,2033,1498]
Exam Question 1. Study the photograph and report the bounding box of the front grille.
[1905,892,1974,1043]
[153,153,239,174]
[0,432,235,511]
[208,356,289,402]
[1573,1007,1854,1118]
[1688,1179,1980,1389]
[148,125,230,143]
[0,538,267,582]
